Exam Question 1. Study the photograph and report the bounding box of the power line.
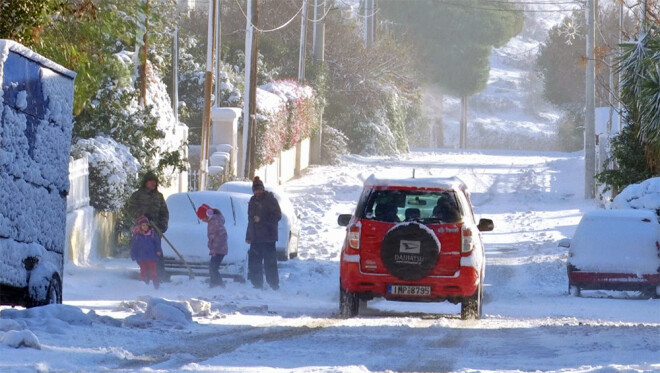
[430,0,581,13]
[234,0,305,33]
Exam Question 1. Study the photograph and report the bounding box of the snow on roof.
[0,40,76,79]
[570,208,660,273]
[364,174,467,190]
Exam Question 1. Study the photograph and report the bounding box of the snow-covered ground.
[1,148,658,372]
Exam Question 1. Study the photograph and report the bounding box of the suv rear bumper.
[340,258,480,301]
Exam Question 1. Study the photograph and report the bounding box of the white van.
[0,40,76,307]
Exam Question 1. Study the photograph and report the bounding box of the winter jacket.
[127,176,169,233]
[246,191,281,243]
[207,209,228,256]
[130,229,163,262]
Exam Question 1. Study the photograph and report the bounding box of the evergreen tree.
[380,0,523,148]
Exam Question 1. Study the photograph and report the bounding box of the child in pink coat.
[197,204,228,288]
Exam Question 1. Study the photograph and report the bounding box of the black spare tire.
[380,222,440,281]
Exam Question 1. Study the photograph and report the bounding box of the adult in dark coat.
[128,171,170,280]
[245,176,282,290]
[127,171,169,233]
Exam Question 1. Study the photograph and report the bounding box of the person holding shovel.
[127,171,170,281]
[197,203,229,288]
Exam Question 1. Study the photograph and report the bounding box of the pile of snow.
[611,177,660,215]
[0,297,208,349]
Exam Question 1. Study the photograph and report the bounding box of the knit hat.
[136,215,150,225]
[142,171,159,186]
[252,176,264,191]
[196,203,213,220]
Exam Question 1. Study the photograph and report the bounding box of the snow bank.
[611,177,660,215]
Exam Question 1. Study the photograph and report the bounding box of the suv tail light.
[461,226,474,253]
[348,224,361,249]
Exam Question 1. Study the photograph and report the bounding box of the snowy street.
[1,148,659,372]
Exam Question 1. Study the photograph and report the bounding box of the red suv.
[338,175,494,319]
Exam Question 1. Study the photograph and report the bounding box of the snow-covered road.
[1,149,658,372]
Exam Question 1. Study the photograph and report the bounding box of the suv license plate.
[388,285,431,296]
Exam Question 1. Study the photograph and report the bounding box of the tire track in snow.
[114,318,343,370]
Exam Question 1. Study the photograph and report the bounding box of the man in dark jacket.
[245,176,282,290]
[128,171,170,280]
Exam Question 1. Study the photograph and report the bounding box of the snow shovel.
[149,223,195,280]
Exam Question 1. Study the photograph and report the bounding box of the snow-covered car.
[218,181,300,261]
[562,209,660,298]
[163,191,252,282]
[337,175,494,320]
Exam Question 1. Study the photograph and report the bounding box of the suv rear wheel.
[460,280,482,320]
[339,285,359,318]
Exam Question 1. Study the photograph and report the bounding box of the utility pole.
[584,0,596,199]
[364,0,374,47]
[138,0,151,107]
[642,0,647,23]
[310,0,325,164]
[241,0,259,178]
[214,0,222,108]
[172,24,179,124]
[199,0,217,190]
[312,0,325,62]
[617,0,623,132]
[298,0,308,83]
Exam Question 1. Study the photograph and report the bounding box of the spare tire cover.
[380,223,440,281]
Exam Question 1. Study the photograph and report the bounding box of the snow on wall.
[0,40,75,288]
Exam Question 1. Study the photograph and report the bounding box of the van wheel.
[339,285,359,318]
[27,275,62,308]
[380,223,440,281]
[46,276,63,305]
[461,281,482,320]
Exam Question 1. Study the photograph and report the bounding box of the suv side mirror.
[477,218,494,232]
[338,214,352,227]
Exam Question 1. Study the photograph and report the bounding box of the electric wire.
[234,0,305,33]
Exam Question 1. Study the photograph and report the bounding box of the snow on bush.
[70,136,139,212]
[253,80,318,167]
[611,177,660,217]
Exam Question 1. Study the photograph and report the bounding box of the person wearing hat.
[127,171,170,280]
[196,203,228,288]
[245,176,282,290]
[130,216,163,289]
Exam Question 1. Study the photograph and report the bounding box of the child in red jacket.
[130,216,163,289]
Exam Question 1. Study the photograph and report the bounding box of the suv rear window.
[360,189,461,223]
